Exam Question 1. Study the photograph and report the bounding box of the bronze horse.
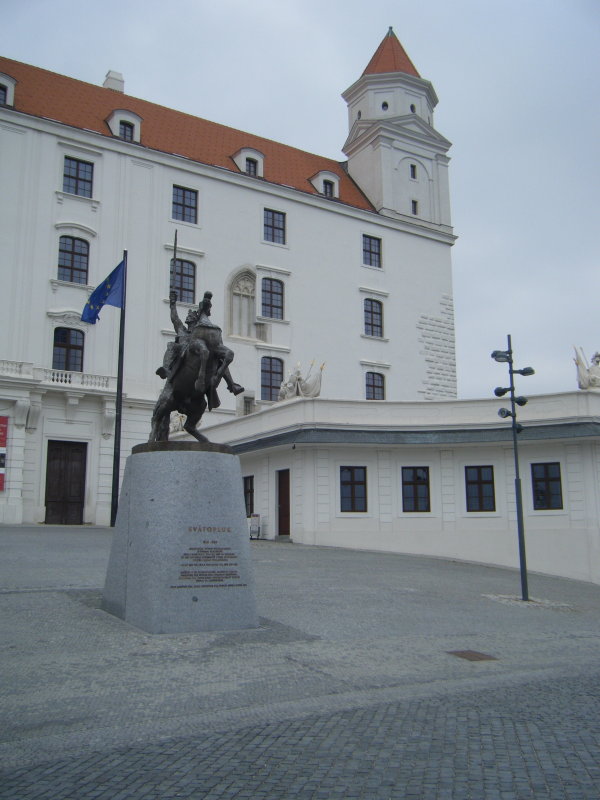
[149,293,242,442]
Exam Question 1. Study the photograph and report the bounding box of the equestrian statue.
[149,290,244,442]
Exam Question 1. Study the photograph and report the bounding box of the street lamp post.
[491,335,535,602]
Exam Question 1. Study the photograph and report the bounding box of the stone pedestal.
[103,442,258,633]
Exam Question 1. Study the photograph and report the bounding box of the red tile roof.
[362,28,420,78]
[0,56,374,212]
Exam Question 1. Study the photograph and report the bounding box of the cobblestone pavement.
[1,527,600,799]
[2,672,600,799]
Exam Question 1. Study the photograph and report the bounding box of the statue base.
[102,442,258,633]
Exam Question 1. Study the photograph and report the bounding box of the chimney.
[103,70,124,93]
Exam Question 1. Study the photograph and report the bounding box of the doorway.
[277,468,290,536]
[45,440,87,524]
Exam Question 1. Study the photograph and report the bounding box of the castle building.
[2,32,600,586]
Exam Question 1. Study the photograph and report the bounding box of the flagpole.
[110,250,127,527]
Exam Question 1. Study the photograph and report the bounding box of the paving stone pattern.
[2,673,600,800]
[2,528,600,799]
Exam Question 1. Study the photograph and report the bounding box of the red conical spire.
[362,27,420,78]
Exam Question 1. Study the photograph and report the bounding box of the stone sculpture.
[278,361,325,401]
[149,290,244,441]
[574,347,600,390]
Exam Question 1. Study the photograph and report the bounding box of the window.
[261,356,283,401]
[323,180,334,197]
[366,372,385,400]
[261,278,284,319]
[243,476,254,516]
[531,463,563,510]
[264,209,286,244]
[170,258,196,304]
[245,158,258,176]
[119,121,134,141]
[411,200,419,215]
[402,467,430,512]
[465,466,495,512]
[362,235,381,268]
[52,328,84,373]
[410,164,417,180]
[63,156,93,198]
[243,396,255,415]
[364,298,383,337]
[340,466,367,512]
[0,85,6,105]
[58,236,89,284]
[172,185,198,223]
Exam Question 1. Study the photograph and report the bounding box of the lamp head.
[515,366,535,377]
[491,350,511,363]
[498,407,513,419]
[494,386,510,397]
[514,396,528,406]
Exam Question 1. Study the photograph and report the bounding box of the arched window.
[170,258,196,304]
[230,271,256,337]
[261,356,283,401]
[366,372,385,400]
[58,236,89,284]
[261,277,284,319]
[364,298,383,337]
[0,85,7,105]
[53,328,84,373]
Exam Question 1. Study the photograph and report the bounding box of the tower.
[342,28,452,230]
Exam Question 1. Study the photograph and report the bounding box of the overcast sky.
[4,0,599,399]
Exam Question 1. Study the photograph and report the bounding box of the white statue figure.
[574,347,600,390]
[278,361,325,401]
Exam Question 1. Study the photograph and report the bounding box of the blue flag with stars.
[81,260,125,323]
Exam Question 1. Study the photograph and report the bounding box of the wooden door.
[45,441,87,524]
[277,469,290,536]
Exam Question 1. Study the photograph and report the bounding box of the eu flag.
[81,260,125,324]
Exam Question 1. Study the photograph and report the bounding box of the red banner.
[0,416,7,492]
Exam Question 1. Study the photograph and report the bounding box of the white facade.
[206,393,600,585]
[0,37,456,526]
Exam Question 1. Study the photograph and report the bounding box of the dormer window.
[310,171,340,199]
[119,121,134,141]
[233,148,265,178]
[105,109,142,143]
[0,73,17,106]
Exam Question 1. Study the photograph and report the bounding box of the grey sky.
[4,0,599,398]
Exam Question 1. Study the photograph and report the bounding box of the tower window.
[381,101,388,111]
[410,164,417,180]
[411,200,419,215]
[410,104,416,113]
